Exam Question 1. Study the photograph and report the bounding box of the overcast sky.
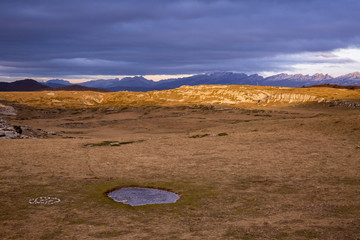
[1,0,360,82]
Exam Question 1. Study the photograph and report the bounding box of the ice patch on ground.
[107,187,180,206]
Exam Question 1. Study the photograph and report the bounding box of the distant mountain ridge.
[153,72,263,90]
[79,76,157,91]
[260,73,360,87]
[0,79,109,92]
[52,85,112,92]
[1,72,360,92]
[44,79,72,88]
[74,72,360,91]
[0,79,52,91]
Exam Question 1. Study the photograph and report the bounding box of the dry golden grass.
[0,85,359,109]
[0,87,360,239]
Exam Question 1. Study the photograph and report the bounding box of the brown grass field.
[0,85,360,239]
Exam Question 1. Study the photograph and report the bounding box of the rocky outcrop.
[259,93,325,104]
[0,119,50,139]
[154,86,325,105]
[324,100,360,108]
[0,103,17,115]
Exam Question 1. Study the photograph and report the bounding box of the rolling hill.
[0,85,359,109]
[52,85,112,92]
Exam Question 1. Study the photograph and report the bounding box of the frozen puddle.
[107,187,180,206]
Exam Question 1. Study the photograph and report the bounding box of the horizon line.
[1,71,360,84]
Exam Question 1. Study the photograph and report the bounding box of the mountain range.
[1,72,360,92]
[0,79,110,92]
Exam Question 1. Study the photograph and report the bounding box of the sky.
[0,0,360,83]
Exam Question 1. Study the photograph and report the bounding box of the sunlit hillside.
[0,85,359,108]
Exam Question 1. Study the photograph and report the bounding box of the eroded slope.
[0,85,359,108]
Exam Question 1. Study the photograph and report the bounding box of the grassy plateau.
[0,85,360,239]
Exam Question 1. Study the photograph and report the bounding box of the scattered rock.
[109,142,121,146]
[0,119,7,128]
[189,133,210,138]
[84,140,145,147]
[3,131,20,138]
[189,132,228,138]
[13,125,22,134]
[325,100,360,108]
[29,197,61,205]
[217,132,228,136]
[214,107,233,111]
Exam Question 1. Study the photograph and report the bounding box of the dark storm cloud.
[0,0,359,77]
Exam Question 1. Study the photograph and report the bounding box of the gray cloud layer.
[0,0,359,77]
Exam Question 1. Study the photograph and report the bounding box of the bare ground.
[0,102,360,239]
